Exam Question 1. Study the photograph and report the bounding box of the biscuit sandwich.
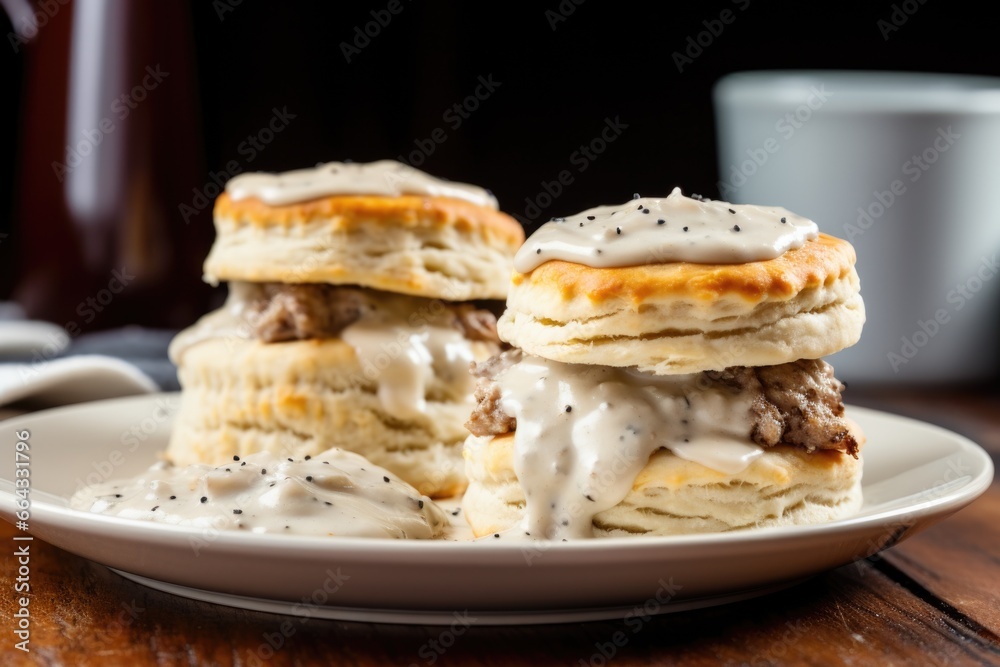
[167,160,525,498]
[463,188,865,538]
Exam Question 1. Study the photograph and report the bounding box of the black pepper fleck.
[383,476,390,483]
[233,509,242,515]
[683,226,689,232]
[657,219,665,225]
[616,227,621,235]
[493,533,500,538]
[418,500,425,509]
[781,217,787,224]
[261,468,267,475]
[642,208,650,214]
[200,496,208,503]
[633,192,641,199]
[169,495,176,500]
[565,405,573,413]
[306,476,313,482]
[728,208,736,214]
[151,506,159,511]
[733,224,741,232]
[536,248,541,254]
[587,215,595,220]
[114,494,122,498]
[304,455,311,460]
[585,494,595,502]
[233,455,240,461]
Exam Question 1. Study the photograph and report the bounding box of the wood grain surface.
[2,387,998,667]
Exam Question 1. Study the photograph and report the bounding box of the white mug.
[713,70,1000,384]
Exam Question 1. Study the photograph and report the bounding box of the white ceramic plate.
[0,393,993,625]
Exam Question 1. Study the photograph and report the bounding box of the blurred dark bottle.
[3,0,216,333]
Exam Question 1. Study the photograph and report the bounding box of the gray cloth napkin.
[0,317,179,407]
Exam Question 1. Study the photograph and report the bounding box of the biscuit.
[167,336,498,498]
[498,234,864,373]
[463,431,863,538]
[205,194,525,301]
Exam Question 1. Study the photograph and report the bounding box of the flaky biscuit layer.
[167,337,498,498]
[205,194,524,301]
[498,234,864,373]
[462,431,863,538]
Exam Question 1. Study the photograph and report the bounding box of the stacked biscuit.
[167,160,524,498]
[463,188,866,538]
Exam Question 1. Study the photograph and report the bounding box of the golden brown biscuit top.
[511,233,856,303]
[215,192,525,247]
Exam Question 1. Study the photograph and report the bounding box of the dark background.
[1,0,998,332]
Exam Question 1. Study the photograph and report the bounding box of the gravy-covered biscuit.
[167,161,524,498]
[463,188,865,538]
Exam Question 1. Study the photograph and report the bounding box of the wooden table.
[2,387,998,666]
